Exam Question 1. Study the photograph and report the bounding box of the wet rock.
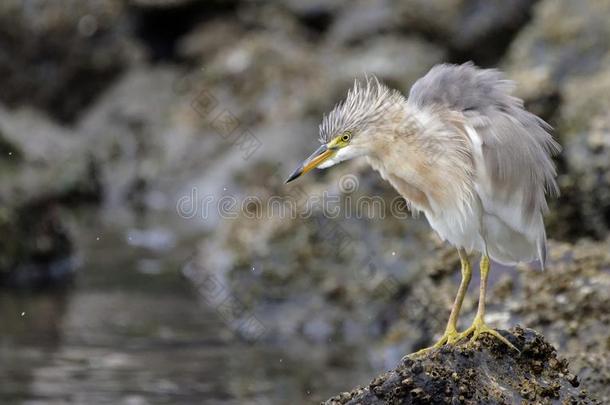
[551,69,610,239]
[394,238,610,401]
[178,9,445,125]
[0,107,100,286]
[176,18,247,61]
[326,36,446,96]
[185,160,439,343]
[509,239,610,402]
[130,0,203,7]
[0,0,143,123]
[0,200,74,287]
[283,0,345,21]
[323,327,599,404]
[129,0,240,61]
[325,0,396,45]
[187,178,610,397]
[569,352,610,405]
[170,20,444,229]
[503,0,610,239]
[504,0,610,112]
[78,66,226,209]
[193,29,326,125]
[395,0,536,65]
[290,0,534,65]
[0,108,100,205]
[238,1,321,39]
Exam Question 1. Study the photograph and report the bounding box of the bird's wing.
[407,63,560,264]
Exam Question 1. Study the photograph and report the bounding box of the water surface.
[0,210,378,404]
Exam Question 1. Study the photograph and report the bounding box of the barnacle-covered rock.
[323,327,598,404]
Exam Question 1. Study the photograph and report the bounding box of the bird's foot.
[456,317,519,352]
[408,327,462,358]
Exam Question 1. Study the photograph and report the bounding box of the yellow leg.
[411,249,471,356]
[456,255,519,352]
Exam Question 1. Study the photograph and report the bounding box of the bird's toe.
[466,319,519,352]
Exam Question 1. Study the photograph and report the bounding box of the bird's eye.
[341,132,352,142]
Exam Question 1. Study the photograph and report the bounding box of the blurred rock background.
[0,0,608,403]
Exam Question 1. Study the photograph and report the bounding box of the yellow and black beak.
[286,144,335,183]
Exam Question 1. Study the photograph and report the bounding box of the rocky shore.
[324,327,598,405]
[1,0,609,403]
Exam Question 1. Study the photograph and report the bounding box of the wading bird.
[286,63,560,354]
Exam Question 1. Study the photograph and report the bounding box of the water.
[0,210,377,404]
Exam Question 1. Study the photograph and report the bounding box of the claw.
[457,318,519,352]
[409,328,462,358]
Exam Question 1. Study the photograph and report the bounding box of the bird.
[285,62,560,354]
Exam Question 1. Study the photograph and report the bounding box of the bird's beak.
[286,144,335,183]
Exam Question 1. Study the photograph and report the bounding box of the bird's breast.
[365,155,432,213]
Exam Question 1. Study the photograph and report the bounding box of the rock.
[323,327,599,404]
[191,29,326,124]
[176,18,246,61]
[0,108,99,205]
[184,158,445,343]
[550,67,610,239]
[283,0,346,19]
[504,0,610,119]
[0,107,100,286]
[178,7,445,124]
[326,35,446,95]
[569,352,610,405]
[400,238,610,402]
[0,199,74,287]
[325,0,396,45]
[128,0,242,61]
[503,0,610,238]
[292,0,535,65]
[395,0,536,65]
[78,66,228,209]
[186,174,610,397]
[0,0,143,123]
[130,0,202,7]
[509,239,610,402]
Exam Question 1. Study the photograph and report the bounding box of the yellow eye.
[341,131,352,143]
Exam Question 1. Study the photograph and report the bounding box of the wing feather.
[408,62,560,218]
[407,63,561,266]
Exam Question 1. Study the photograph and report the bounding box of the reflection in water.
[0,211,376,404]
